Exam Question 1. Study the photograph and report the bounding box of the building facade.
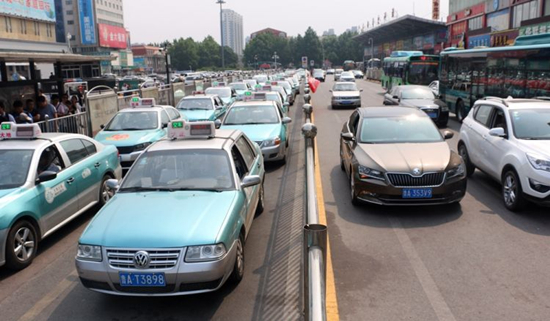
[250,28,287,40]
[131,45,166,74]
[447,0,550,49]
[221,9,243,56]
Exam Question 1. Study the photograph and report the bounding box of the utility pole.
[216,0,226,69]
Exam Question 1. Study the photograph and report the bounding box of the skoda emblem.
[133,251,150,268]
[412,168,422,176]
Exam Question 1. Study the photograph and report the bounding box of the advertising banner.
[78,0,96,45]
[134,57,146,69]
[468,34,491,48]
[413,36,423,50]
[423,35,435,49]
[490,29,519,47]
[0,0,55,22]
[520,21,550,36]
[98,24,128,49]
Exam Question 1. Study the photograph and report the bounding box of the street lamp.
[367,38,374,74]
[216,0,226,69]
[160,44,171,86]
[272,51,279,70]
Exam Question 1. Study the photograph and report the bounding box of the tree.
[198,36,220,69]
[169,37,199,71]
[297,27,322,68]
[223,46,239,68]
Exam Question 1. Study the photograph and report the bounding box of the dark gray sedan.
[383,85,449,127]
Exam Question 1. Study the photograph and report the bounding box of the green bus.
[381,51,439,91]
[440,34,550,121]
[343,60,355,71]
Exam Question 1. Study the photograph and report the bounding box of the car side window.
[81,139,97,155]
[37,145,65,175]
[348,111,359,134]
[489,108,507,132]
[231,146,248,179]
[236,136,256,169]
[60,139,89,165]
[474,105,494,127]
[160,111,170,125]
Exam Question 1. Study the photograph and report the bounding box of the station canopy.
[354,15,446,45]
[0,52,114,63]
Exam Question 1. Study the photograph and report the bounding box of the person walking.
[0,101,16,123]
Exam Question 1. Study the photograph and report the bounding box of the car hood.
[400,99,443,110]
[0,188,20,209]
[333,91,360,97]
[356,142,452,173]
[515,140,550,159]
[79,191,238,248]
[221,123,281,142]
[95,129,164,146]
[178,109,216,121]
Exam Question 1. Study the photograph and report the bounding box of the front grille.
[338,96,358,100]
[387,172,445,187]
[114,284,176,294]
[107,249,181,269]
[117,146,135,154]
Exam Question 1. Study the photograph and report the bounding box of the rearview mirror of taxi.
[106,179,120,192]
[241,175,261,188]
[36,171,57,184]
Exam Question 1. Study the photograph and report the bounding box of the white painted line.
[390,218,457,321]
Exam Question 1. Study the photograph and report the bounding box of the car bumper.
[261,144,285,162]
[520,166,550,204]
[0,228,8,267]
[76,242,237,297]
[353,174,467,206]
[332,99,361,107]
[119,151,144,172]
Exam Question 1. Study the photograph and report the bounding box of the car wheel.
[502,170,526,212]
[5,220,38,270]
[458,144,475,177]
[456,100,466,123]
[255,181,265,215]
[98,175,114,208]
[350,169,360,206]
[229,234,245,283]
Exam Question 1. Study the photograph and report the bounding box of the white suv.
[458,97,550,211]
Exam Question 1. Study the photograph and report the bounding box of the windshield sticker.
[106,134,130,141]
[82,168,92,179]
[45,182,67,204]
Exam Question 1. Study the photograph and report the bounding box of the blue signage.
[78,0,96,45]
[468,34,491,48]
[0,0,56,22]
[493,0,499,11]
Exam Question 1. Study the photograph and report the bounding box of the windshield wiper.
[165,187,224,192]
[118,187,170,192]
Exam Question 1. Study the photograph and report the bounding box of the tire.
[5,220,38,270]
[458,144,475,177]
[255,182,264,215]
[502,169,526,212]
[229,234,245,283]
[456,100,466,123]
[350,169,360,206]
[98,175,114,208]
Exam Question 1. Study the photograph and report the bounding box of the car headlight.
[446,163,465,179]
[185,243,227,262]
[263,136,281,147]
[77,244,102,261]
[527,154,550,172]
[358,165,385,181]
[134,142,152,152]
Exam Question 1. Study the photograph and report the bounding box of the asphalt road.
[313,77,550,321]
[0,96,308,321]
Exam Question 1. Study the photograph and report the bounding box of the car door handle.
[67,177,75,184]
[94,162,101,168]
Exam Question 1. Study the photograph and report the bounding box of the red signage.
[98,24,128,49]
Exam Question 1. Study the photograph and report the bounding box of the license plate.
[119,272,166,287]
[402,188,433,199]
[342,101,351,104]
[427,112,437,118]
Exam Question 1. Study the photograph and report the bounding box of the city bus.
[343,60,356,71]
[380,51,439,90]
[440,34,550,121]
[366,58,382,80]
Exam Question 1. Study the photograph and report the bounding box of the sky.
[124,0,449,45]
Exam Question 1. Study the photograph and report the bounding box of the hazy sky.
[124,0,449,44]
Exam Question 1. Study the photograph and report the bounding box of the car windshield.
[265,93,282,104]
[401,88,435,100]
[341,72,353,77]
[177,98,214,110]
[278,82,291,91]
[105,111,158,131]
[121,149,234,191]
[510,109,550,140]
[254,75,268,83]
[333,83,358,91]
[231,83,247,91]
[359,115,443,144]
[224,105,279,125]
[408,62,439,85]
[0,150,33,189]
[314,72,324,76]
[244,80,257,86]
[205,88,231,98]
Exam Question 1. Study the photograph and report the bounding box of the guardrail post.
[302,104,312,123]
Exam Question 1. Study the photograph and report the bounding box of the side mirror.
[162,123,168,128]
[392,95,399,99]
[489,127,507,138]
[282,117,292,124]
[214,119,222,129]
[341,132,355,141]
[443,131,454,140]
[284,102,290,107]
[241,175,261,188]
[36,171,57,184]
[100,124,105,129]
[106,179,120,192]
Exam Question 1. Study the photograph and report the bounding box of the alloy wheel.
[13,227,35,262]
[503,174,517,206]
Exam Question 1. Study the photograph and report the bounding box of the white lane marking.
[390,218,457,321]
[18,270,78,321]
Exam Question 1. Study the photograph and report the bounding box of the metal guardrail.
[301,80,328,321]
[35,112,90,136]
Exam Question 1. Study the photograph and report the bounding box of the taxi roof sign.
[168,120,216,140]
[0,122,41,140]
[130,97,156,108]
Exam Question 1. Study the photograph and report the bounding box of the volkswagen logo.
[412,168,422,176]
[133,251,150,268]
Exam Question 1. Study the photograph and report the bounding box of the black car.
[383,85,449,127]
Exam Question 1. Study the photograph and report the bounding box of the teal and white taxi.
[176,93,226,122]
[0,122,121,270]
[220,95,291,163]
[76,120,265,296]
[95,98,183,173]
[205,83,237,107]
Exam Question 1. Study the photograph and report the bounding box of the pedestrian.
[0,101,16,123]
[70,95,82,113]
[36,96,57,121]
[25,99,40,122]
[11,100,33,124]
[50,94,60,110]
[49,72,55,80]
[57,94,70,116]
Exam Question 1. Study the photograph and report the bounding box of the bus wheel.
[456,100,466,123]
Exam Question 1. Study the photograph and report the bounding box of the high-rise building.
[221,9,243,56]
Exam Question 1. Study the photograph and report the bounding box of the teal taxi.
[75,120,265,296]
[205,84,237,107]
[95,98,183,172]
[220,96,291,163]
[176,93,226,122]
[0,122,121,270]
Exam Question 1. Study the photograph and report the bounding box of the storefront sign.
[78,0,95,45]
[432,0,440,20]
[0,0,55,22]
[413,36,423,49]
[396,40,404,50]
[98,24,128,49]
[490,29,519,47]
[423,35,435,49]
[519,21,550,36]
[468,34,491,48]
